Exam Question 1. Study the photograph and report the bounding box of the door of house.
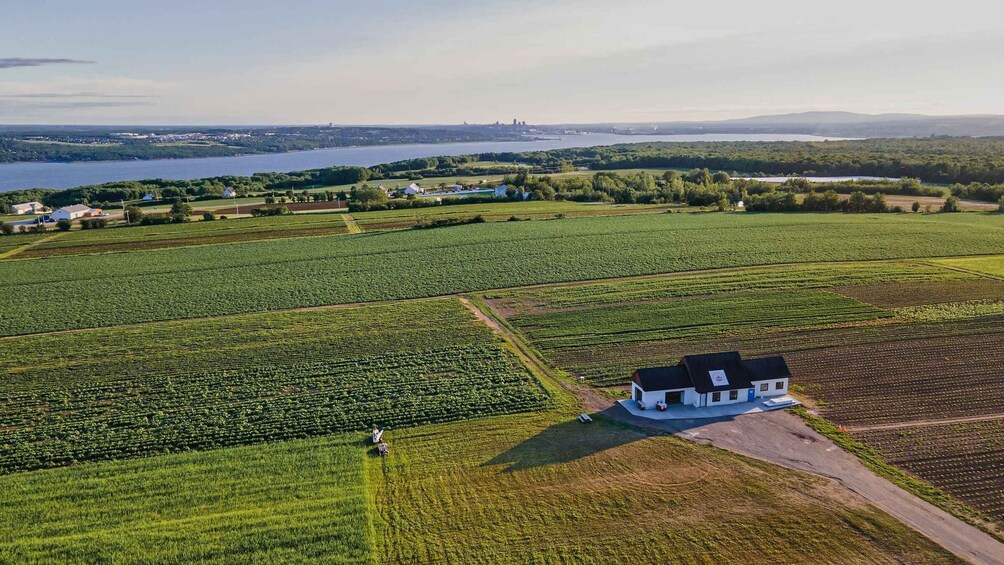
[664,391,682,404]
[747,388,755,402]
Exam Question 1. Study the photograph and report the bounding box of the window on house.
[760,383,768,392]
[712,392,721,402]
[775,381,784,390]
[729,390,738,401]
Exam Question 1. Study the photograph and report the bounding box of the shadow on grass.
[482,417,644,473]
[483,403,741,473]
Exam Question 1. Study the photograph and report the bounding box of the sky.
[2,0,1003,125]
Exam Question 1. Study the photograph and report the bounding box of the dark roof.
[681,352,752,393]
[633,352,790,394]
[632,366,691,391]
[744,356,792,381]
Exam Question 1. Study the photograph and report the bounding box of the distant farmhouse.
[222,187,238,198]
[52,204,101,222]
[400,183,424,196]
[142,193,158,201]
[631,352,791,410]
[10,201,46,215]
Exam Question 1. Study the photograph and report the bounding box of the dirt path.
[0,232,67,260]
[341,214,363,234]
[458,297,503,333]
[601,405,1003,564]
[847,413,1004,433]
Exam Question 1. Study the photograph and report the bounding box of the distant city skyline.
[2,0,1003,125]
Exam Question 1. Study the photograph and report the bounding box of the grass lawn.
[370,411,954,563]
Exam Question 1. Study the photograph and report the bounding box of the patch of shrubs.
[250,206,292,217]
[413,215,486,230]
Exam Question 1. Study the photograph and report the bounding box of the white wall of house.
[702,388,755,406]
[631,383,700,407]
[752,378,789,397]
[52,208,88,221]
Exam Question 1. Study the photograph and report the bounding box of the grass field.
[4,213,1004,335]
[0,299,550,473]
[0,435,376,563]
[370,411,953,563]
[935,255,1004,278]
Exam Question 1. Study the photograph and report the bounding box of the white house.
[52,204,100,222]
[493,184,510,198]
[142,193,157,201]
[222,187,238,198]
[400,183,424,196]
[10,201,45,215]
[630,351,790,409]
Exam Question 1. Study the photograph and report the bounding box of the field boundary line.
[460,296,575,409]
[847,413,1004,433]
[342,214,363,234]
[0,232,67,260]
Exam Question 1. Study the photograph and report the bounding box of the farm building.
[9,201,45,215]
[51,204,101,221]
[142,193,157,201]
[493,184,510,198]
[222,187,238,198]
[631,352,790,409]
[400,183,424,196]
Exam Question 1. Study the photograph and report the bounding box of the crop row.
[4,213,1004,335]
[1,299,493,390]
[509,290,888,350]
[494,261,969,313]
[859,419,1004,523]
[542,315,1004,386]
[0,345,551,474]
[786,332,1004,425]
[833,278,1004,308]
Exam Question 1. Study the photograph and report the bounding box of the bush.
[202,211,216,221]
[413,215,485,230]
[0,223,12,236]
[124,206,144,224]
[941,196,960,213]
[912,201,921,212]
[250,206,291,217]
[56,219,72,231]
[139,214,175,226]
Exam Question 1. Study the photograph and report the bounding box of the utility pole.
[121,199,129,225]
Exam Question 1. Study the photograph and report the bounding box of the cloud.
[0,57,95,69]
[0,92,156,99]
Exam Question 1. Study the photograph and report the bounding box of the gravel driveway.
[601,404,1003,565]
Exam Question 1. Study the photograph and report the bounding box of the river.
[0,133,836,192]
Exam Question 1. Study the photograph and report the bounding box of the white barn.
[142,193,158,201]
[493,184,510,198]
[10,201,45,215]
[51,204,99,221]
[222,187,238,198]
[631,352,790,409]
[400,183,424,196]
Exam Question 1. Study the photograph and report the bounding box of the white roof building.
[493,184,510,198]
[52,204,97,221]
[142,193,157,201]
[10,201,45,215]
[222,187,238,198]
[400,183,424,196]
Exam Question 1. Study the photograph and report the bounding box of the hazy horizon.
[3,0,1004,125]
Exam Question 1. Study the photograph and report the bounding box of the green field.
[351,200,673,230]
[509,290,888,349]
[0,436,375,563]
[3,213,1004,336]
[21,212,348,257]
[0,299,550,473]
[0,411,954,564]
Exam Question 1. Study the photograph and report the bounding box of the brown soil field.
[20,225,349,257]
[834,279,1004,308]
[859,418,1004,523]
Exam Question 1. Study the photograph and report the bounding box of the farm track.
[0,232,67,259]
[341,214,363,234]
[848,413,1004,433]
